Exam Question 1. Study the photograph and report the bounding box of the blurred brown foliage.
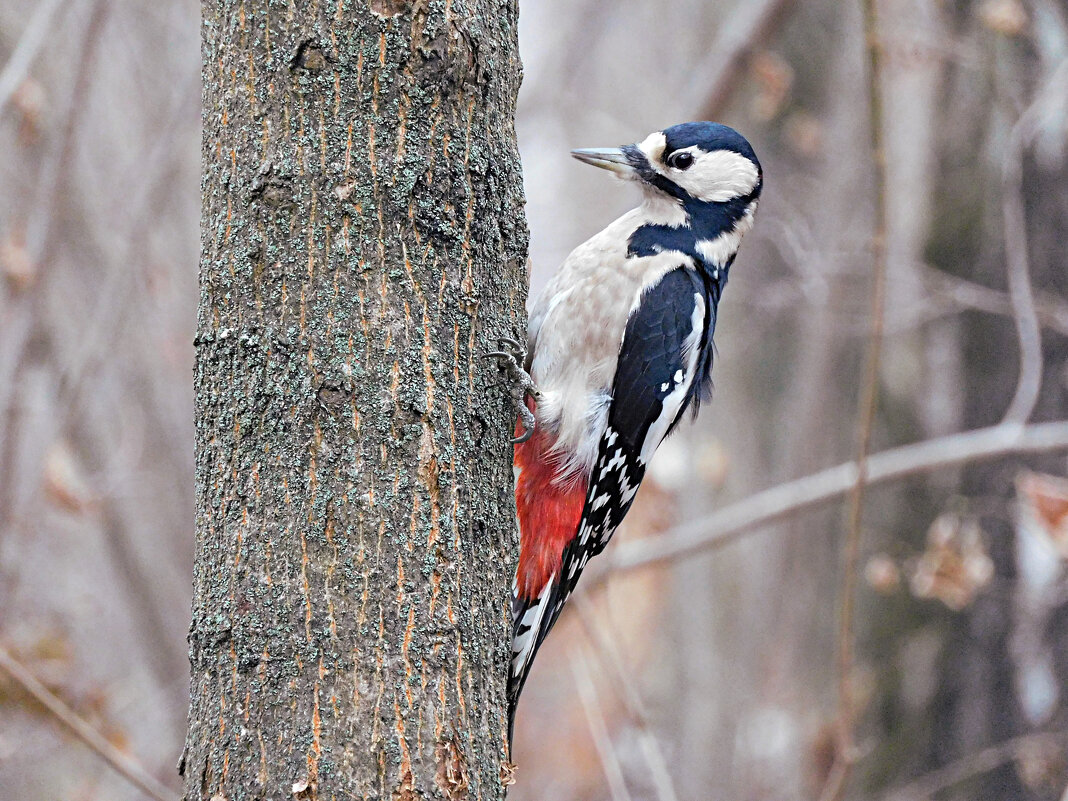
[2,0,1068,799]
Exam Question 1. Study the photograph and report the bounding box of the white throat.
[639,190,688,229]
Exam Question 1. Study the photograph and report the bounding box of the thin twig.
[826,0,890,796]
[58,72,201,412]
[0,644,178,801]
[817,758,850,801]
[574,596,680,801]
[881,731,1068,801]
[26,0,111,262]
[717,256,1068,337]
[692,0,797,118]
[570,646,634,801]
[999,58,1068,424]
[913,261,1068,338]
[593,420,1068,581]
[0,0,69,118]
[0,0,100,531]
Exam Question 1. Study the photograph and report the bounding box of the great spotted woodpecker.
[498,122,762,744]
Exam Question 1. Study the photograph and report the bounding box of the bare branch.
[0,0,69,119]
[692,0,797,118]
[26,0,111,263]
[828,0,890,796]
[817,758,850,801]
[881,731,1068,801]
[570,646,634,801]
[0,644,178,801]
[595,420,1068,580]
[913,262,1068,338]
[999,58,1068,425]
[574,596,680,801]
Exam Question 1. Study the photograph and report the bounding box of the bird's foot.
[483,337,539,443]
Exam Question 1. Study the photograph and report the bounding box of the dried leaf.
[1016,471,1068,559]
[0,225,34,292]
[750,50,793,121]
[784,111,823,158]
[29,630,73,665]
[696,439,730,489]
[979,0,1028,36]
[864,554,901,594]
[12,78,45,145]
[43,440,94,514]
[1014,735,1065,792]
[908,514,993,610]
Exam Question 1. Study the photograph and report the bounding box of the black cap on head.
[661,122,760,172]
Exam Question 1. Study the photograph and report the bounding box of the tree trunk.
[184,4,526,800]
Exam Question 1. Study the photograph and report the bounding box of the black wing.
[507,266,717,743]
[569,266,714,569]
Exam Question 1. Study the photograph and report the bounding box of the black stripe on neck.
[627,188,755,280]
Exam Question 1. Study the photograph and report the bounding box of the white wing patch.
[639,292,706,464]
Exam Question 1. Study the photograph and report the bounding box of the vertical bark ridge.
[186,2,526,799]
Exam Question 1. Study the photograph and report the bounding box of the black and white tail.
[507,574,560,746]
[506,429,647,748]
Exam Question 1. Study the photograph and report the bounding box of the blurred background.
[1,0,1067,799]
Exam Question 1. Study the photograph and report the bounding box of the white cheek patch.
[637,131,667,164]
[672,149,760,203]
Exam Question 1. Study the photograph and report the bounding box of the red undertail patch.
[513,399,587,601]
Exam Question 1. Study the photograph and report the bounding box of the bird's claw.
[484,337,539,443]
[497,336,524,356]
[511,402,537,444]
[481,337,525,363]
[511,428,535,445]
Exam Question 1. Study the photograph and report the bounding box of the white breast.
[527,206,695,484]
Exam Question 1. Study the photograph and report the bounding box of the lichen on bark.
[185,2,527,799]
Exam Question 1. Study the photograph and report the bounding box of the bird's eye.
[667,151,694,170]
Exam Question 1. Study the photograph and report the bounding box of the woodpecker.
[497,122,762,745]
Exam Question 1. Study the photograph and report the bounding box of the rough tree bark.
[183,3,526,800]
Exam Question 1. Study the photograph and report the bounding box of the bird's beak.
[570,147,636,178]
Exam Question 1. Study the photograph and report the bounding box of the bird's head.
[571,122,762,207]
